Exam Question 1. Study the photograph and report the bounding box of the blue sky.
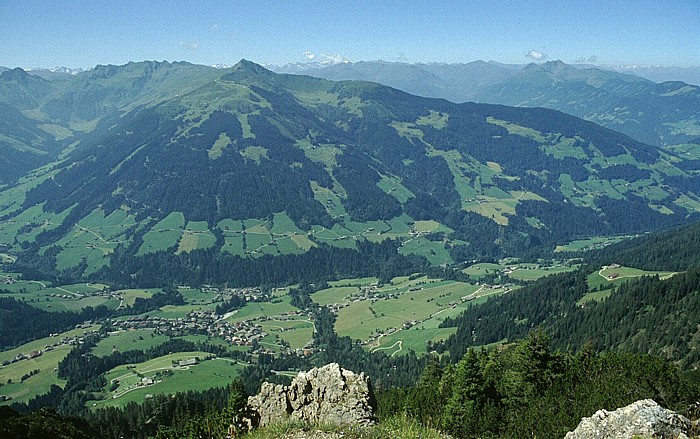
[2,0,698,69]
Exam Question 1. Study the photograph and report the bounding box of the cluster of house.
[200,286,270,303]
[108,310,270,348]
[344,287,402,304]
[1,329,99,367]
[2,276,15,285]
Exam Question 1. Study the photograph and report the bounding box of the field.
[136,212,185,256]
[114,288,158,307]
[0,278,119,313]
[88,352,245,409]
[50,208,137,273]
[462,260,578,282]
[1,194,470,271]
[91,329,170,357]
[176,221,216,254]
[0,326,100,404]
[579,265,677,304]
[258,318,315,350]
[323,276,483,346]
[554,235,637,253]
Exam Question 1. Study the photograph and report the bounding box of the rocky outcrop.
[246,363,377,428]
[565,399,694,439]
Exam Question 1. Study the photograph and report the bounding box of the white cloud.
[300,52,350,65]
[575,55,598,63]
[180,41,199,50]
[525,50,546,61]
[318,53,350,64]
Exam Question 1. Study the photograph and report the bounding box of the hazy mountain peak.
[0,67,30,81]
[232,59,279,75]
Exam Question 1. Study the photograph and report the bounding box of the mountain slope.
[1,61,699,284]
[0,69,63,184]
[283,60,700,147]
[437,217,700,368]
[471,61,700,147]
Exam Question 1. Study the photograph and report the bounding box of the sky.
[1,0,699,69]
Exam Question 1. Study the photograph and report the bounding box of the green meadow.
[88,353,245,409]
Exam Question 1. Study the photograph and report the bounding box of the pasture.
[331,277,480,343]
[89,352,245,409]
[0,325,100,405]
[136,212,185,255]
[91,329,170,357]
[586,265,676,291]
[258,318,314,350]
[554,235,636,253]
[0,280,119,313]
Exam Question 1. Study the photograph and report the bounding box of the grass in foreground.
[241,414,450,438]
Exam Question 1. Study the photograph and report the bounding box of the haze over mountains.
[269,59,700,147]
[0,60,699,285]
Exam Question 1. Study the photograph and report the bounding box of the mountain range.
[0,60,699,285]
[272,60,700,147]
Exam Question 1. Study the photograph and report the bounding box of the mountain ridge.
[0,60,698,285]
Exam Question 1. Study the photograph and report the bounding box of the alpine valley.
[2,60,700,438]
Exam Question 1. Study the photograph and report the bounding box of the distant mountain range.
[0,60,699,285]
[268,60,700,147]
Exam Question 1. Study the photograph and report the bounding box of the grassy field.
[333,277,480,343]
[49,208,136,273]
[176,221,216,254]
[115,288,158,307]
[0,280,120,313]
[258,318,315,350]
[91,329,170,357]
[137,212,185,256]
[554,235,637,253]
[144,303,218,319]
[505,264,578,281]
[586,265,676,291]
[0,325,100,405]
[88,352,245,409]
[462,261,578,282]
[225,298,297,324]
[399,237,453,265]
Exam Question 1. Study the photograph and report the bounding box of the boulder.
[246,363,377,428]
[565,399,693,439]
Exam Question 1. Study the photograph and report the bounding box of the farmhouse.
[178,358,198,367]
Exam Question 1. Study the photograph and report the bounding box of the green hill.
[285,59,700,148]
[1,60,699,286]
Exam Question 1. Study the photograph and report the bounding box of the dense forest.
[379,331,697,438]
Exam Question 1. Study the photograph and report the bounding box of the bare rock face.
[565,399,693,439]
[246,363,377,428]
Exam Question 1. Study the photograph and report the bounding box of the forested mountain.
[471,61,700,147]
[280,59,700,147]
[1,60,699,286]
[436,218,700,368]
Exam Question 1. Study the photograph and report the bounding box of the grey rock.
[246,363,377,428]
[565,399,693,439]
